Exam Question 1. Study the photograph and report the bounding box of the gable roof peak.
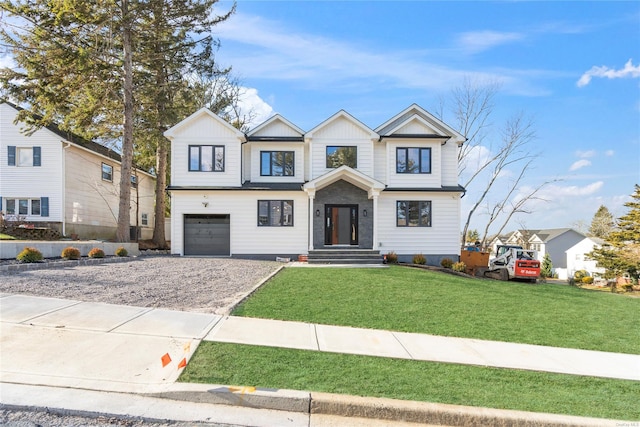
[306,109,378,140]
[164,107,245,139]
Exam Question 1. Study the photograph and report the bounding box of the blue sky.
[213,1,640,236]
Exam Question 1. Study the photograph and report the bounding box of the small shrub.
[582,276,594,285]
[440,258,454,269]
[16,246,43,263]
[452,261,466,272]
[115,246,128,257]
[61,246,81,260]
[412,253,426,265]
[573,270,589,281]
[385,251,398,264]
[88,248,105,258]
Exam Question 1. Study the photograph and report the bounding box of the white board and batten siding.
[377,192,461,255]
[171,191,308,256]
[440,141,459,187]
[308,116,376,180]
[385,139,442,189]
[0,103,64,221]
[169,112,243,187]
[248,142,305,184]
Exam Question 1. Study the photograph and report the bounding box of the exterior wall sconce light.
[363,209,368,217]
[202,202,209,208]
[315,209,320,217]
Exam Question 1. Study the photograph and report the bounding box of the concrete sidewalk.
[1,293,638,426]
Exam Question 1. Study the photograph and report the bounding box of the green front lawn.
[0,233,16,240]
[233,266,640,354]
[181,342,640,421]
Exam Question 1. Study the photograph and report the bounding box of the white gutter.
[62,141,72,236]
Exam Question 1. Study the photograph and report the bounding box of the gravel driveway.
[0,256,283,314]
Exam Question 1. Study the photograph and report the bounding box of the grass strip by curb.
[180,342,640,421]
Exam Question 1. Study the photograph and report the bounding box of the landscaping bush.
[412,253,426,265]
[16,246,43,263]
[574,270,589,281]
[88,248,105,258]
[61,246,81,260]
[582,276,594,285]
[385,251,398,264]
[115,246,128,257]
[452,261,466,272]
[440,258,454,269]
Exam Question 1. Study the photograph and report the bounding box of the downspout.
[62,141,72,236]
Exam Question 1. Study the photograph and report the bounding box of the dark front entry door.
[324,205,358,245]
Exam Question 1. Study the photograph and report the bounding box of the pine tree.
[588,205,616,238]
[588,185,640,285]
[541,253,553,279]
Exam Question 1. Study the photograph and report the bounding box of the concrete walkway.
[1,293,638,426]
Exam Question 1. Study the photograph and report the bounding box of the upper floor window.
[326,146,357,168]
[258,200,293,226]
[131,175,138,188]
[261,151,294,176]
[396,147,431,174]
[141,213,148,226]
[102,163,113,182]
[189,145,224,172]
[8,146,41,167]
[396,201,431,227]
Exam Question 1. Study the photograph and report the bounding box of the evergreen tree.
[588,185,640,285]
[588,205,616,238]
[541,253,553,278]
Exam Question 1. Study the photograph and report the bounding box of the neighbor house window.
[258,200,293,226]
[261,151,294,176]
[4,198,48,217]
[326,146,357,168]
[102,163,113,182]
[8,146,41,167]
[189,145,224,172]
[131,175,138,188]
[141,213,148,226]
[396,148,431,174]
[396,201,431,227]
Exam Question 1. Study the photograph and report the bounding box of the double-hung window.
[261,151,294,176]
[102,163,113,182]
[396,147,431,174]
[189,145,224,172]
[396,201,432,227]
[258,200,293,226]
[326,146,357,168]
[7,146,41,167]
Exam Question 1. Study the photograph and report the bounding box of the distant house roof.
[2,100,154,176]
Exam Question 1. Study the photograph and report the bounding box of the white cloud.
[237,86,274,128]
[575,149,596,158]
[605,150,614,156]
[577,59,640,87]
[569,159,591,171]
[456,31,524,54]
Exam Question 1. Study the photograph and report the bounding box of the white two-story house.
[0,102,156,241]
[165,104,465,264]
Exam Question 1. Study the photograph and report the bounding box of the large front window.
[326,146,357,168]
[396,201,431,227]
[396,148,431,174]
[261,151,295,176]
[189,145,225,172]
[5,198,45,217]
[258,200,293,226]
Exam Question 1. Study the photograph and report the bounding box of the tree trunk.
[152,138,168,248]
[116,0,134,242]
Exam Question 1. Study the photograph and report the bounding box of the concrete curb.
[149,384,625,427]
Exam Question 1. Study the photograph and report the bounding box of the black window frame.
[188,144,225,172]
[396,200,432,227]
[326,145,357,169]
[141,213,148,226]
[396,147,431,174]
[102,163,113,182]
[257,200,294,227]
[260,151,295,176]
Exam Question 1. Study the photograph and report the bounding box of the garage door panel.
[184,215,230,256]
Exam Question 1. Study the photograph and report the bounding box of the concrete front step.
[308,250,382,265]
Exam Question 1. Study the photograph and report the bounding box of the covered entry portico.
[303,166,385,251]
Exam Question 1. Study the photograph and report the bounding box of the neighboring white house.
[489,228,600,279]
[165,104,466,263]
[0,102,156,240]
